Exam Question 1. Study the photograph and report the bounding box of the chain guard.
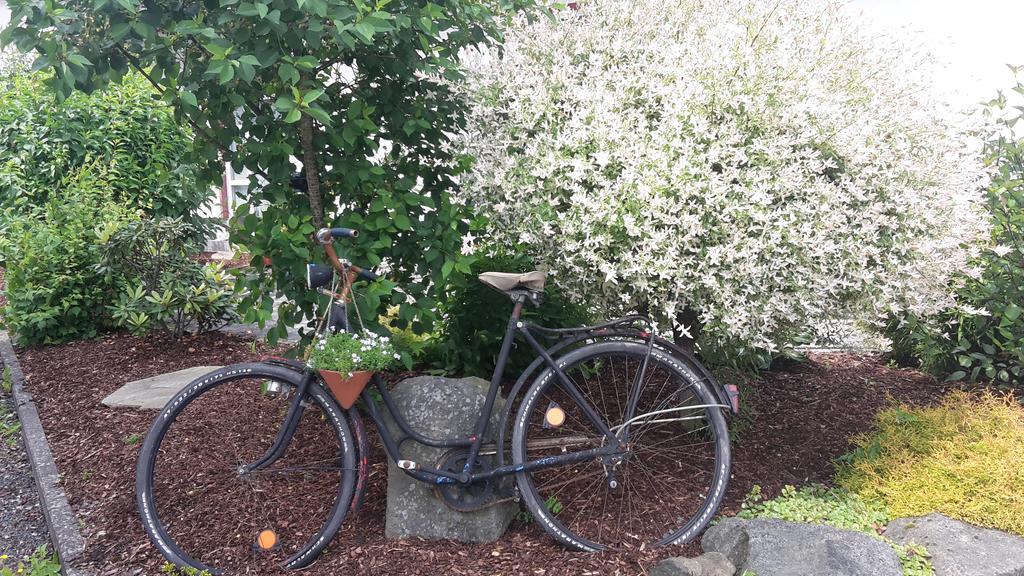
[433,450,503,512]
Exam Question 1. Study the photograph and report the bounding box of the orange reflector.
[256,529,278,551]
[545,406,566,427]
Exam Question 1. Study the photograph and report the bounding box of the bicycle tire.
[512,341,730,552]
[135,362,357,573]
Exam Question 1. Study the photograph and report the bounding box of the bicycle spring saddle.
[478,271,547,305]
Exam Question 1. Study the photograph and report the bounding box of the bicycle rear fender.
[261,356,370,515]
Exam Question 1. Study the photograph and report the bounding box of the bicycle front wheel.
[136,363,357,574]
[512,341,730,552]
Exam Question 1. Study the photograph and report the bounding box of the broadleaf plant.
[2,0,542,344]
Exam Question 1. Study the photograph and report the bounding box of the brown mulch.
[15,333,953,576]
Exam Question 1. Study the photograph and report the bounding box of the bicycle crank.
[432,450,507,512]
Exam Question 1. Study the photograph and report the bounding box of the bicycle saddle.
[477,270,547,293]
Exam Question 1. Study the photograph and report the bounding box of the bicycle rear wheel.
[512,341,730,552]
[136,363,357,574]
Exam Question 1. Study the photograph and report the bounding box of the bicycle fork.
[238,370,315,475]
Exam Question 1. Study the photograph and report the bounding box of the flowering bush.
[459,0,990,363]
[885,70,1024,386]
[310,332,400,377]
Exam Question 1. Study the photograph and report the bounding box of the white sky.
[843,0,1024,110]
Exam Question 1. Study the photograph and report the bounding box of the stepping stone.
[102,366,223,410]
[885,513,1024,576]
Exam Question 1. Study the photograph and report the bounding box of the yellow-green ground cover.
[838,391,1024,536]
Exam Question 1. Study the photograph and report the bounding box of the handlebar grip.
[330,228,358,238]
[356,267,378,281]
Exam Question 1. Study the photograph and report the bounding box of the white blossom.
[992,245,1012,257]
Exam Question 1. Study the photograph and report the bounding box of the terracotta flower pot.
[319,369,373,409]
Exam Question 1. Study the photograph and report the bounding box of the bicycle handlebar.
[329,227,358,238]
[315,227,359,244]
[315,227,378,284]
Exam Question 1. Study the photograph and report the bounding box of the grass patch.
[2,366,11,393]
[738,485,932,576]
[836,390,1024,536]
[0,400,21,448]
[122,433,143,445]
[0,546,61,576]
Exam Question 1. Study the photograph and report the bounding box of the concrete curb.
[0,332,92,576]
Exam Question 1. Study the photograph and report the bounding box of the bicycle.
[135,226,739,574]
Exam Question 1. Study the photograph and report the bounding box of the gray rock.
[651,557,703,576]
[382,375,515,543]
[651,552,736,576]
[101,366,223,409]
[885,513,1024,576]
[696,551,737,576]
[702,517,901,576]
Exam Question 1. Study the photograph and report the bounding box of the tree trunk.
[672,306,703,353]
[298,113,325,230]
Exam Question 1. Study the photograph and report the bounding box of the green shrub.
[0,66,212,236]
[884,70,1024,386]
[0,546,61,576]
[426,251,593,377]
[0,164,135,345]
[101,218,239,338]
[738,485,932,576]
[837,390,1024,536]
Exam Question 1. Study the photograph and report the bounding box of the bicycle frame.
[355,294,627,486]
[249,292,631,488]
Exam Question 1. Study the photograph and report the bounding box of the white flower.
[992,244,1012,257]
[960,304,991,317]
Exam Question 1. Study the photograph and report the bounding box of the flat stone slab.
[885,513,1024,576]
[102,366,223,409]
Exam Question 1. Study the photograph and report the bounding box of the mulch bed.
[15,332,952,575]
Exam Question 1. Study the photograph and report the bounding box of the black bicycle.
[135,226,738,574]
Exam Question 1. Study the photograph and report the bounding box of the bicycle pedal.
[397,460,419,470]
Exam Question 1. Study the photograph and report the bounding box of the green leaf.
[239,54,261,66]
[274,95,296,111]
[303,88,325,104]
[218,62,235,83]
[278,63,299,85]
[67,54,93,67]
[284,108,301,123]
[294,55,318,70]
[393,211,412,230]
[304,105,332,125]
[945,371,967,382]
[180,90,198,107]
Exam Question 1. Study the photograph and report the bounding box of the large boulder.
[382,375,515,543]
[884,513,1024,576]
[702,518,901,576]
